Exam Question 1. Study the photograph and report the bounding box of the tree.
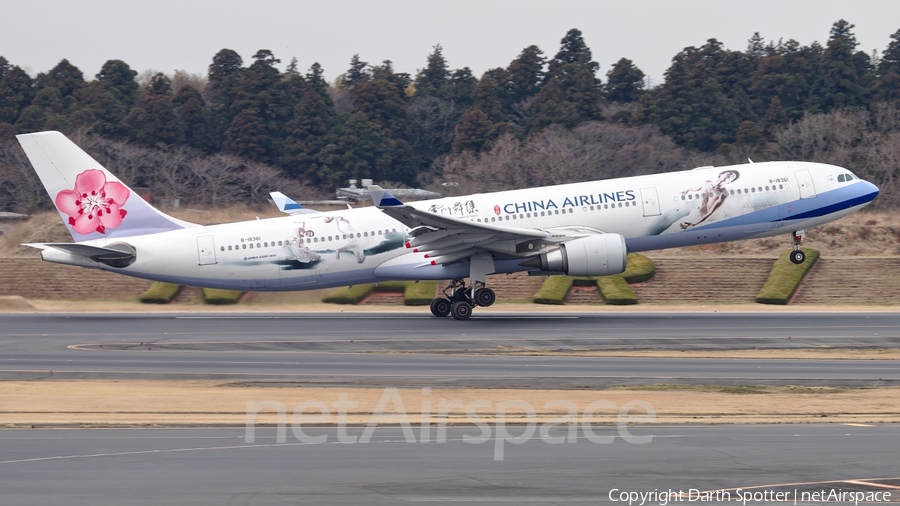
[816,19,870,110]
[224,108,269,161]
[205,49,244,149]
[528,29,603,132]
[123,73,179,146]
[282,79,337,185]
[452,107,491,152]
[96,60,139,108]
[605,58,645,102]
[0,64,34,124]
[507,45,545,103]
[414,45,450,97]
[343,54,370,91]
[174,85,209,150]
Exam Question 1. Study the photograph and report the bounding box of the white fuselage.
[42,161,878,291]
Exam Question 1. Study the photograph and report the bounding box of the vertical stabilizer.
[17,131,196,241]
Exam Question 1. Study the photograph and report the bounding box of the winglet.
[368,185,404,207]
[270,191,317,215]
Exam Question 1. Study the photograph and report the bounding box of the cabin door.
[795,170,817,199]
[196,235,217,265]
[639,187,661,216]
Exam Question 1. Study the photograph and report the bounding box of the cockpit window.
[837,174,845,182]
[846,174,854,181]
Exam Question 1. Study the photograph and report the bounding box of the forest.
[1,19,899,213]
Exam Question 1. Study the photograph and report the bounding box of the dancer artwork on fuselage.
[16,131,880,319]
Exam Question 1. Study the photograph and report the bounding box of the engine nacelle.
[531,234,627,276]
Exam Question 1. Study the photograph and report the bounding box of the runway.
[2,424,898,505]
[1,312,899,387]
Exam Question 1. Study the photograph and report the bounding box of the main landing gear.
[790,230,807,264]
[429,279,495,320]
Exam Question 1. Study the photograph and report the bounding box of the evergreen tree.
[343,54,370,91]
[452,107,491,152]
[443,67,478,108]
[0,63,34,124]
[283,79,337,185]
[605,57,645,102]
[95,59,139,108]
[528,29,602,132]
[174,85,209,150]
[874,29,900,103]
[507,45,545,103]
[414,45,450,97]
[206,49,244,149]
[762,96,789,135]
[123,73,179,146]
[306,62,333,106]
[816,19,869,109]
[642,40,746,151]
[878,29,900,76]
[224,107,269,161]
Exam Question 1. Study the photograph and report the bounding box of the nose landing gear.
[429,279,496,320]
[790,230,807,264]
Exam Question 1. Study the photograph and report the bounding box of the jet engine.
[523,234,627,276]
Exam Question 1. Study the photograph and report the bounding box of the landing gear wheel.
[790,250,806,265]
[450,301,473,320]
[430,298,451,317]
[474,288,496,307]
[453,290,471,303]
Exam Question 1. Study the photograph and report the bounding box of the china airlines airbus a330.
[18,131,879,320]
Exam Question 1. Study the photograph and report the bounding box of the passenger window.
[257,243,261,248]
[314,237,318,243]
[779,185,783,190]
[751,188,756,193]
[765,186,769,191]
[220,246,225,252]
[491,217,496,222]
[758,187,762,192]
[242,244,247,249]
[729,190,734,195]
[228,246,232,251]
[378,230,382,235]
[264,242,268,247]
[249,243,254,249]
[278,241,283,246]
[541,211,545,216]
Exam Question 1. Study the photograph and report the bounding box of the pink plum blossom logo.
[55,169,130,235]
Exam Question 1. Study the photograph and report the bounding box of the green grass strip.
[532,276,574,305]
[323,284,377,304]
[403,281,437,306]
[621,253,655,283]
[756,248,820,305]
[596,276,639,305]
[202,288,244,305]
[323,281,438,305]
[138,282,181,304]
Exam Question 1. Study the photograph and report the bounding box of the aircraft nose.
[861,180,880,202]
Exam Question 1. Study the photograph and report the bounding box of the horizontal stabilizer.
[270,191,318,215]
[26,242,136,267]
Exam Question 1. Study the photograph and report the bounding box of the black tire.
[790,250,806,265]
[474,288,496,307]
[430,298,451,317]
[453,289,471,303]
[450,301,472,320]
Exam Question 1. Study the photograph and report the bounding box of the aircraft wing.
[369,185,564,265]
[270,191,319,215]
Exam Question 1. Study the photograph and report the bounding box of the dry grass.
[1,380,898,426]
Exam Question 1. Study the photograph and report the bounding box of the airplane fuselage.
[39,161,878,291]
